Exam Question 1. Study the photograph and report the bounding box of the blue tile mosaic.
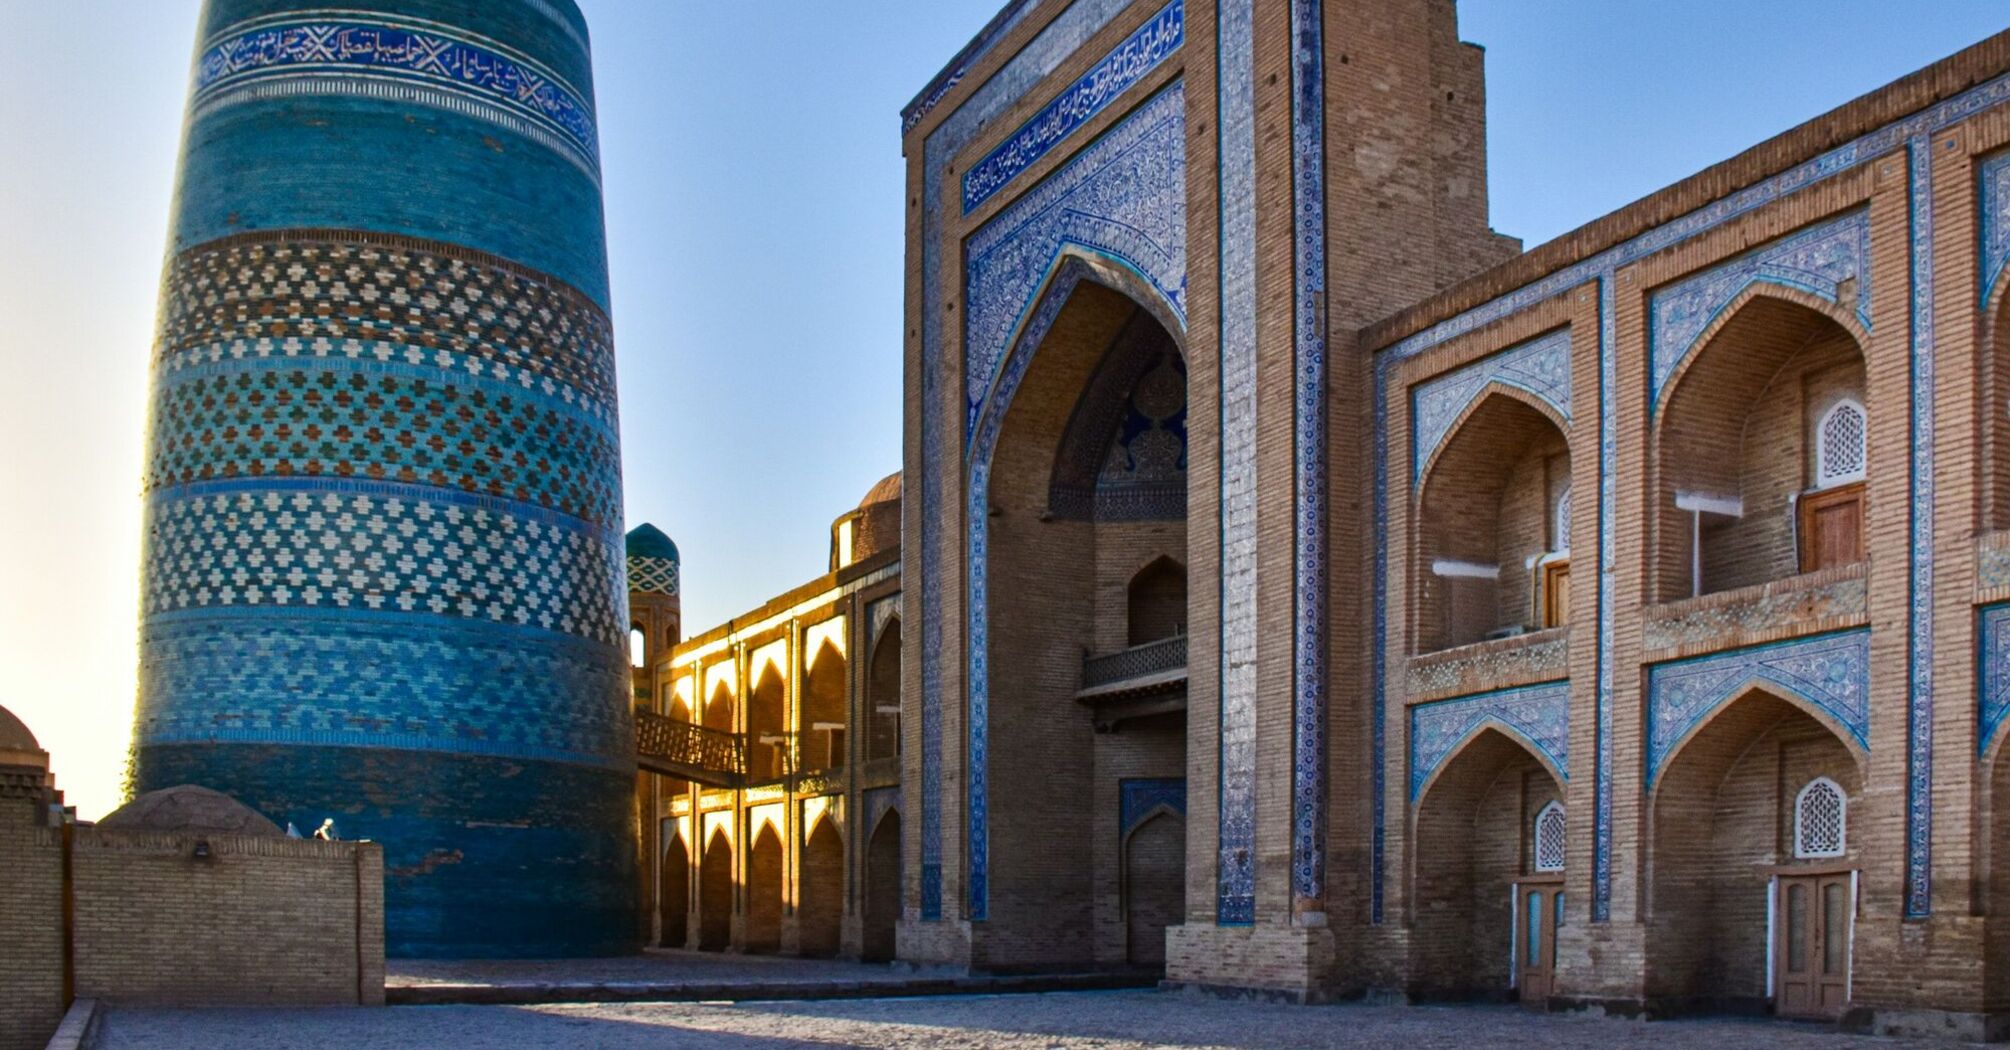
[917,0,1136,921]
[1120,777,1187,839]
[148,357,622,527]
[1370,70,2010,926]
[1215,0,1258,927]
[1288,0,1330,912]
[962,1,1183,214]
[137,608,631,770]
[1648,210,1871,412]
[1644,630,1870,787]
[196,18,598,175]
[1409,683,1570,800]
[1979,149,2010,305]
[1978,604,2010,759]
[173,96,609,308]
[1904,136,1937,919]
[964,84,1188,444]
[1410,328,1571,481]
[143,481,626,646]
[1593,280,1616,921]
[156,236,619,411]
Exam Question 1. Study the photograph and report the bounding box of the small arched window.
[1553,484,1573,553]
[629,626,646,669]
[1815,398,1867,488]
[1793,777,1847,859]
[1532,800,1566,873]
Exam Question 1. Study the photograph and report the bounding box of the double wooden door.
[1515,879,1563,1010]
[1775,873,1851,1019]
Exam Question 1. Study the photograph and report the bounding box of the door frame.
[1765,863,1857,1016]
[1510,873,1565,997]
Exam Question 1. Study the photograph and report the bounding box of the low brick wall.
[1,796,383,1050]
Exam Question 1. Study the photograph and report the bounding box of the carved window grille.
[1553,484,1573,553]
[1815,398,1867,488]
[1794,777,1847,859]
[1532,800,1566,873]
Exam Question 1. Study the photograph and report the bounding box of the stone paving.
[98,990,1972,1049]
[385,949,1148,1003]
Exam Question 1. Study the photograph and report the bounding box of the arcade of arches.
[623,1,2010,1036]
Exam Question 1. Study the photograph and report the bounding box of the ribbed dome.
[859,472,901,509]
[100,785,284,838]
[0,704,38,753]
[626,523,679,562]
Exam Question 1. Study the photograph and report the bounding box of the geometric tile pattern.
[1976,604,2010,758]
[961,83,1187,923]
[149,359,621,527]
[1644,629,1870,787]
[1214,0,1258,926]
[196,16,598,175]
[1904,137,1938,918]
[963,82,1187,445]
[627,556,679,597]
[1648,209,1872,411]
[1289,0,1331,910]
[135,608,633,771]
[962,0,1183,213]
[157,236,618,412]
[143,483,627,647]
[1980,149,2010,305]
[1411,328,1572,480]
[1409,682,1570,800]
[1119,777,1186,840]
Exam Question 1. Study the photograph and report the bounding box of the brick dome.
[100,785,284,838]
[0,704,38,754]
[859,472,901,509]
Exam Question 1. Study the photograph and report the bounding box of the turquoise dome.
[626,523,679,562]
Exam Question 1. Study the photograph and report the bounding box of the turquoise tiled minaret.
[133,0,635,957]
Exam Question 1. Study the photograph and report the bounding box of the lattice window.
[1794,777,1847,859]
[1815,399,1867,488]
[1553,484,1573,553]
[1532,800,1566,873]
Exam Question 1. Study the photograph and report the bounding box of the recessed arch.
[1413,718,1569,807]
[962,259,1191,932]
[1649,286,1870,601]
[1645,684,1864,1010]
[1413,387,1573,652]
[1126,555,1187,646]
[1408,724,1566,1000]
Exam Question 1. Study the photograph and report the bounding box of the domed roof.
[99,785,284,838]
[626,523,679,562]
[859,472,901,509]
[0,704,38,753]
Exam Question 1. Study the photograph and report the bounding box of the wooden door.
[1776,874,1851,1019]
[1515,881,1563,1009]
[1798,483,1865,573]
[1541,560,1571,629]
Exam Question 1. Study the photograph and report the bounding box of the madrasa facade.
[129,0,2010,1037]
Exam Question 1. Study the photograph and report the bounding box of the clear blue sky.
[0,1,2001,819]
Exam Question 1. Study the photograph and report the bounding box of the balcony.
[1077,634,1188,731]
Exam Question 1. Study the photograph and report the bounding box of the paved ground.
[99,990,1972,1048]
[385,949,1148,1004]
[389,950,931,990]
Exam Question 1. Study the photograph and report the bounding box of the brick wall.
[0,792,382,1050]
[0,795,64,1050]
